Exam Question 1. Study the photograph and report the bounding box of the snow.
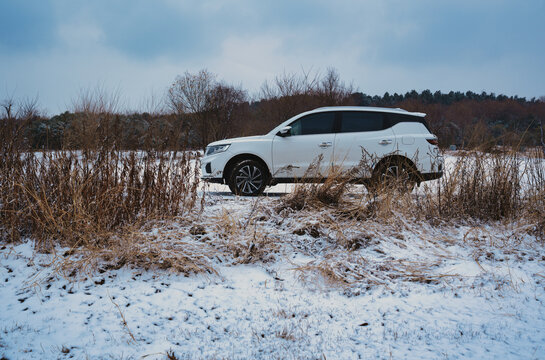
[1,152,545,359]
[2,205,545,359]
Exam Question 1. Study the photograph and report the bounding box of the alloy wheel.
[235,165,264,195]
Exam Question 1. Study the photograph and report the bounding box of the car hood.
[207,135,270,147]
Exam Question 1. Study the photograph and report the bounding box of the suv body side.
[201,106,444,193]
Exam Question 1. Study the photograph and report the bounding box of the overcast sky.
[1,0,544,115]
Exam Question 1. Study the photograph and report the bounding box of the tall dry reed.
[278,149,545,237]
[0,111,202,252]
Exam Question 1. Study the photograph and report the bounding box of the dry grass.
[413,149,545,246]
[279,148,544,229]
[276,148,544,288]
[293,251,447,292]
[0,149,201,246]
[523,150,545,240]
[275,156,353,212]
[419,150,522,221]
[0,103,210,276]
[207,202,280,264]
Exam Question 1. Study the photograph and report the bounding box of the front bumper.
[200,152,229,181]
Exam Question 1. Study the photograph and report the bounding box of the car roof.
[311,106,426,117]
[267,106,427,135]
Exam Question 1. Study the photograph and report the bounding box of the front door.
[272,111,336,179]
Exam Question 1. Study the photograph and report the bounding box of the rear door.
[333,111,396,175]
[272,111,336,179]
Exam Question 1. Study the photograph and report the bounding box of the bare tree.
[0,94,42,150]
[167,70,218,148]
[64,86,123,149]
[260,68,319,100]
[71,85,121,115]
[317,67,354,105]
[167,70,215,115]
[139,90,166,116]
[18,95,42,120]
[206,83,247,141]
[1,96,16,120]
[257,67,355,128]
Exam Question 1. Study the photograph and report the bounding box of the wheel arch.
[373,155,420,180]
[223,153,272,183]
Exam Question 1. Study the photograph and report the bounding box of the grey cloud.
[0,0,57,52]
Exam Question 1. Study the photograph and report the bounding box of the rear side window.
[385,113,430,131]
[340,112,384,133]
[290,112,335,135]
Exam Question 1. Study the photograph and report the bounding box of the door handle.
[318,142,332,148]
[379,139,393,145]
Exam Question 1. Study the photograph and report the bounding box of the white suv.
[201,106,443,195]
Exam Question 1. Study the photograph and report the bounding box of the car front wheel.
[228,160,268,196]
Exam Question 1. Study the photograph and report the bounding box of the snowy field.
[1,153,545,359]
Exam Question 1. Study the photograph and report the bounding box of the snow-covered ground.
[2,190,545,359]
[1,151,545,359]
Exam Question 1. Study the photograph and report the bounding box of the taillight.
[426,138,439,145]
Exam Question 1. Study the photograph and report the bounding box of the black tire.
[369,159,417,193]
[228,160,268,196]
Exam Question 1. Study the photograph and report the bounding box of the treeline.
[352,89,541,106]
[2,68,544,150]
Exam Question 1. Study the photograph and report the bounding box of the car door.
[333,111,396,176]
[271,111,336,179]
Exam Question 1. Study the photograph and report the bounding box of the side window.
[290,112,335,136]
[340,112,383,132]
[385,114,430,131]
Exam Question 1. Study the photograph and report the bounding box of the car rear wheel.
[228,160,268,196]
[369,159,417,193]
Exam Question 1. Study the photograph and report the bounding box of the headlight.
[205,144,230,156]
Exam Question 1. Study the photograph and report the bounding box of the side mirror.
[276,126,292,137]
